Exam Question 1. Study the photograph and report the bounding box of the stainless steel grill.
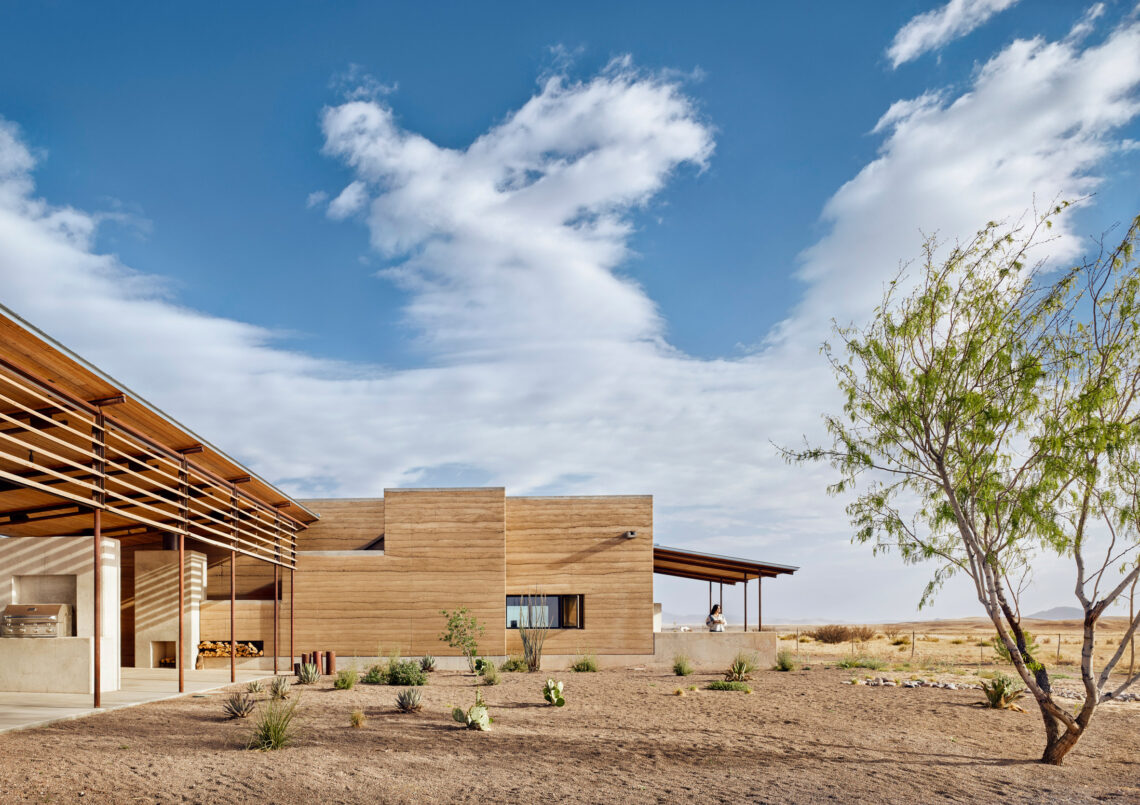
[1,603,73,638]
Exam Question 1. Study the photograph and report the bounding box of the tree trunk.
[1041,725,1082,766]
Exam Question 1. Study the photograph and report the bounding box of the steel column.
[230,549,236,683]
[744,578,748,632]
[178,533,185,693]
[289,567,295,671]
[93,509,102,708]
[273,563,280,674]
[758,576,762,632]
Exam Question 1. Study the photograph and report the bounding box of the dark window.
[506,595,583,629]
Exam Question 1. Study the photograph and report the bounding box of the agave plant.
[543,678,565,707]
[981,673,1026,712]
[419,654,436,672]
[222,691,257,719]
[269,675,291,700]
[395,687,423,713]
[246,679,265,695]
[725,651,758,682]
[297,662,321,685]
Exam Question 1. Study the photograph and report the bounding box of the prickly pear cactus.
[452,700,493,730]
[543,678,565,707]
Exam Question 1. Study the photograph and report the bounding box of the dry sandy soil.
[1,666,1138,804]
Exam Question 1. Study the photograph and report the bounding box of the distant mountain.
[1027,606,1084,621]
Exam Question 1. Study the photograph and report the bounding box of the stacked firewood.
[197,640,263,658]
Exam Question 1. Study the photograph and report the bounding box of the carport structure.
[0,305,317,707]
[653,544,797,630]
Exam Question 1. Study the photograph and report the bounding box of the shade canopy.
[653,544,798,585]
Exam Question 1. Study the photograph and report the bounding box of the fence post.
[1056,634,1061,662]
[911,631,915,660]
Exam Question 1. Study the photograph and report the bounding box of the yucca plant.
[725,651,758,682]
[297,662,321,685]
[349,709,365,728]
[246,679,265,695]
[334,668,358,690]
[269,675,291,700]
[419,654,436,672]
[981,673,1026,712]
[222,692,257,719]
[247,697,300,751]
[395,687,423,713]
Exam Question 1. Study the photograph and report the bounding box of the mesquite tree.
[787,205,1140,764]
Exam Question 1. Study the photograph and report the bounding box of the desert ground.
[1,640,1138,805]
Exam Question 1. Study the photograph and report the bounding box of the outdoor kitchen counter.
[0,636,106,694]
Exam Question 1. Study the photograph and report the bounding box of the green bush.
[570,652,598,672]
[387,660,427,686]
[672,654,693,676]
[992,631,1039,664]
[334,668,358,690]
[247,697,300,750]
[439,607,485,673]
[773,650,798,672]
[500,655,528,673]
[725,651,758,681]
[362,664,386,685]
[481,664,502,685]
[706,680,751,692]
[835,655,886,670]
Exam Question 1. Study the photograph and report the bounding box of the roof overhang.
[653,544,798,584]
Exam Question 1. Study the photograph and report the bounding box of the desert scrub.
[349,709,365,728]
[499,655,528,673]
[810,625,851,644]
[296,662,321,685]
[773,649,798,672]
[570,652,598,672]
[836,656,886,670]
[269,675,291,700]
[891,635,911,646]
[223,692,256,719]
[707,680,751,692]
[481,663,502,685]
[362,664,386,685]
[725,651,758,681]
[543,678,566,707]
[334,668,358,690]
[247,697,300,751]
[672,654,693,676]
[419,654,436,672]
[395,687,423,713]
[848,625,875,642]
[246,679,264,695]
[387,660,427,686]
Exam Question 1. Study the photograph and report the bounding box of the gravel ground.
[0,667,1137,804]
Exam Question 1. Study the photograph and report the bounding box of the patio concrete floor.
[0,667,277,735]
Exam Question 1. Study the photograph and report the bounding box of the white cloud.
[888,0,1020,68]
[1,20,1139,622]
[305,190,328,208]
[326,180,368,220]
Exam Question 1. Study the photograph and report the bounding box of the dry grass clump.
[349,709,365,728]
[810,625,851,644]
[672,654,693,676]
[848,625,875,642]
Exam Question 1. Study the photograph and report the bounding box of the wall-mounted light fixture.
[622,530,637,539]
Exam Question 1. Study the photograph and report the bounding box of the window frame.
[505,594,584,630]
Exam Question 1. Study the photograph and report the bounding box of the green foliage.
[570,652,598,672]
[247,697,300,750]
[481,663,502,685]
[473,657,492,674]
[419,654,436,672]
[725,651,758,681]
[499,655,528,673]
[334,668,358,690]
[245,679,264,695]
[836,655,886,670]
[395,687,423,713]
[543,678,566,707]
[452,689,493,730]
[992,630,1039,664]
[981,673,1026,710]
[296,662,321,685]
[349,709,365,728]
[362,664,386,685]
[386,660,427,687]
[706,680,751,692]
[439,607,485,673]
[672,654,694,676]
[268,675,291,700]
[810,625,851,644]
[222,692,257,719]
[773,650,798,672]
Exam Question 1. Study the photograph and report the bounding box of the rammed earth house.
[0,303,795,708]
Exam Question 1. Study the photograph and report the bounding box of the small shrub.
[725,651,758,681]
[395,687,423,713]
[269,676,291,700]
[439,607,485,673]
[848,625,875,642]
[543,678,566,707]
[570,652,598,672]
[334,668,358,690]
[798,636,812,643]
[419,654,436,672]
[892,635,911,646]
[297,662,321,685]
[362,664,386,685]
[500,655,528,673]
[981,673,1026,711]
[811,625,851,644]
[246,680,264,695]
[773,650,798,672]
[247,697,299,751]
[672,654,694,676]
[223,692,257,719]
[688,684,698,691]
[481,664,502,685]
[707,680,751,692]
[673,688,685,696]
[950,638,966,645]
[882,626,901,641]
[473,657,493,674]
[836,656,886,670]
[349,709,365,728]
[992,631,1039,664]
[387,660,427,686]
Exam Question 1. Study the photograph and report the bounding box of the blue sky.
[1,1,1139,621]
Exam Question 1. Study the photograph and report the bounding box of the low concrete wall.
[0,637,95,693]
[653,631,776,671]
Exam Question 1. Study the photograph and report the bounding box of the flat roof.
[653,543,799,584]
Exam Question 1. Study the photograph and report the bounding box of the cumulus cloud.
[888,0,1020,68]
[1,20,1139,620]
